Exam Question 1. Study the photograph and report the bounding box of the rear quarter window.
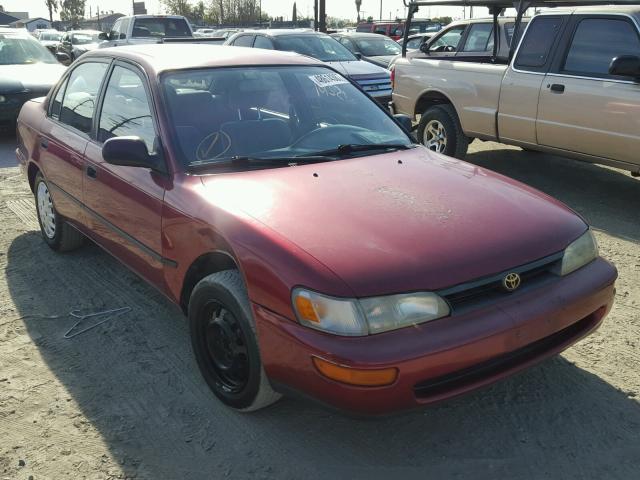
[514,16,563,71]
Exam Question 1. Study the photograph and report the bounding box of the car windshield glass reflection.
[355,38,401,56]
[72,33,100,45]
[162,66,412,169]
[275,35,357,62]
[0,35,57,64]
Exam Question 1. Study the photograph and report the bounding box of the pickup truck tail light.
[390,66,395,91]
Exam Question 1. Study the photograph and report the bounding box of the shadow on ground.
[7,231,640,479]
[466,145,640,243]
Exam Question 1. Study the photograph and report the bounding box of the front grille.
[438,252,563,312]
[413,310,600,398]
[352,75,393,98]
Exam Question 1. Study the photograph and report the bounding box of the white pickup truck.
[391,1,640,175]
[98,15,193,47]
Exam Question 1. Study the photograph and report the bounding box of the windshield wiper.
[187,155,333,172]
[296,143,415,158]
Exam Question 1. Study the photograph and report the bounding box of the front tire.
[189,270,281,412]
[34,172,84,252]
[417,104,469,159]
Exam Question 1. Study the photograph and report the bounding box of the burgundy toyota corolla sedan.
[16,45,617,414]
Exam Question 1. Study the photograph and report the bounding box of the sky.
[1,0,483,23]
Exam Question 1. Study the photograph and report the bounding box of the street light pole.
[379,0,382,20]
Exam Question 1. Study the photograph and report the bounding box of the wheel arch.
[27,161,41,193]
[180,250,242,314]
[414,90,456,117]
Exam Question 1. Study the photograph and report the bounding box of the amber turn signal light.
[312,356,398,387]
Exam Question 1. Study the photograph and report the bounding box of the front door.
[537,15,640,168]
[83,62,169,287]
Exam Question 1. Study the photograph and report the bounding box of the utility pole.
[379,0,382,20]
[319,0,325,32]
[314,0,318,30]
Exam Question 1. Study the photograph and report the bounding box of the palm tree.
[355,0,362,23]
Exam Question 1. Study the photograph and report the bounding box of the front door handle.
[86,165,97,179]
[549,83,565,93]
[40,138,49,149]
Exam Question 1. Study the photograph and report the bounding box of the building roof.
[11,17,51,25]
[0,11,20,24]
[83,44,323,73]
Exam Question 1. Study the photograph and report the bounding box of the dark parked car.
[225,30,392,106]
[331,32,402,68]
[0,27,66,130]
[16,45,617,415]
[56,30,103,64]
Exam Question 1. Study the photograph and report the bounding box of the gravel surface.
[0,136,638,479]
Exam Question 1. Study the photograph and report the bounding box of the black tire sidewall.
[418,107,458,157]
[189,279,262,410]
[34,173,63,250]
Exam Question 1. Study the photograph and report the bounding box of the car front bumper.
[254,257,617,415]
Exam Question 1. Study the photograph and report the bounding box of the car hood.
[0,63,66,94]
[326,59,389,77]
[74,42,101,51]
[199,148,587,297]
[363,55,396,67]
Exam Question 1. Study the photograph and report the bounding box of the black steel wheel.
[189,270,281,411]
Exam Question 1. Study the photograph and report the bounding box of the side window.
[59,62,109,134]
[374,26,387,35]
[462,23,493,52]
[253,36,274,50]
[514,16,562,70]
[50,77,69,120]
[563,18,640,77]
[110,19,122,40]
[338,37,355,51]
[406,38,421,49]
[99,66,156,152]
[233,35,255,47]
[430,26,466,51]
[120,18,130,39]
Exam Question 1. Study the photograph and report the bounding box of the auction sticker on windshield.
[308,73,349,88]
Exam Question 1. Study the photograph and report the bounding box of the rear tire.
[417,104,469,159]
[189,270,281,412]
[34,172,84,252]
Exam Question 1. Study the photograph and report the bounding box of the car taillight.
[390,66,395,90]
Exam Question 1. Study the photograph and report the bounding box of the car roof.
[83,44,325,73]
[537,5,640,18]
[247,29,323,37]
[332,32,395,39]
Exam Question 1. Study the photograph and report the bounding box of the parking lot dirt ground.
[0,135,639,480]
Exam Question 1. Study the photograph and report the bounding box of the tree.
[355,0,361,22]
[432,16,453,25]
[292,2,296,22]
[60,0,85,23]
[161,0,192,16]
[45,0,58,23]
[193,0,206,22]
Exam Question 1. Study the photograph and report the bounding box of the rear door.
[39,60,110,223]
[498,15,566,145]
[83,62,169,286]
[536,14,640,168]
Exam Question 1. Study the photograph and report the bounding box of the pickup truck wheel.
[189,270,281,412]
[418,105,469,159]
[34,172,84,252]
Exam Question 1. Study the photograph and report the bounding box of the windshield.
[275,35,357,62]
[72,33,100,45]
[162,66,412,170]
[40,32,62,41]
[133,17,191,38]
[355,37,401,56]
[0,35,57,65]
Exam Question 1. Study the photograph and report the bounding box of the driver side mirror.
[419,42,431,55]
[609,55,640,81]
[102,136,164,172]
[98,32,108,41]
[354,52,362,60]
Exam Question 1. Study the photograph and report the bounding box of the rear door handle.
[549,83,565,93]
[86,165,97,179]
[40,138,48,149]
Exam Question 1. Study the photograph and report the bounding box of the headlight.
[556,230,598,276]
[292,289,450,336]
[360,292,450,334]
